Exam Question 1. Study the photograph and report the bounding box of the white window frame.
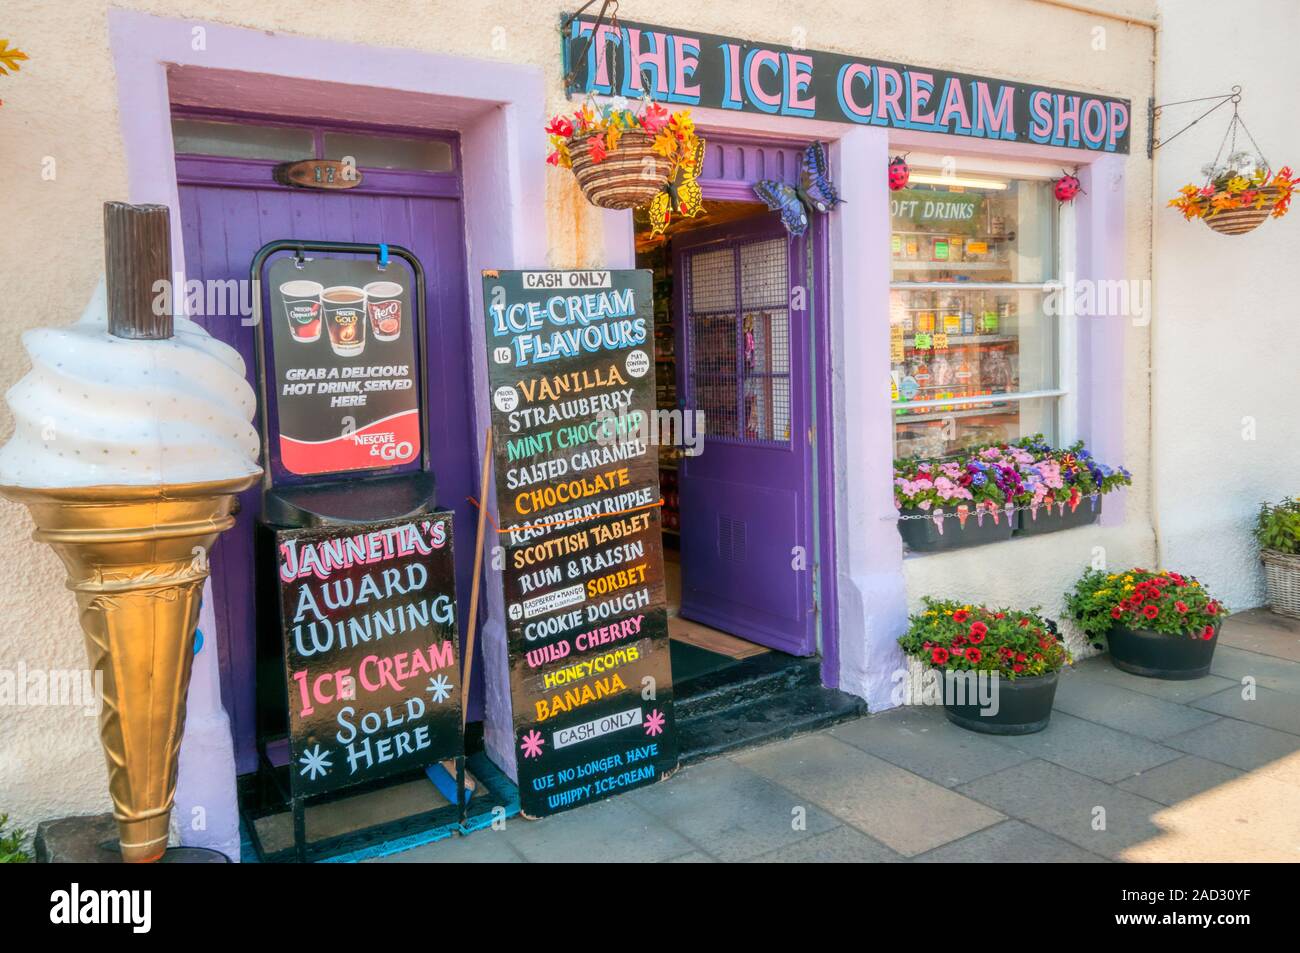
[888,152,1078,450]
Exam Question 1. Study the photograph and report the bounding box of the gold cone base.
[1,476,258,862]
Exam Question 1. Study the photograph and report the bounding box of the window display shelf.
[902,334,1018,348]
[891,260,1010,272]
[894,404,1015,423]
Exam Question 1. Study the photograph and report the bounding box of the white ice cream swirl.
[0,281,262,488]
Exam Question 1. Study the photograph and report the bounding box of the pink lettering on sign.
[785,53,816,112]
[937,78,971,132]
[1107,101,1129,152]
[279,522,445,582]
[577,19,623,91]
[626,28,669,96]
[670,34,701,99]
[907,71,937,125]
[1055,94,1082,146]
[974,81,1016,138]
[746,49,782,109]
[1029,90,1054,141]
[721,42,743,108]
[876,66,905,124]
[1082,99,1107,147]
[839,62,872,119]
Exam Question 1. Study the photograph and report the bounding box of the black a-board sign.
[248,241,473,860]
[274,512,464,799]
[481,268,678,817]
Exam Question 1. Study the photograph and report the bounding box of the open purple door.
[674,216,815,656]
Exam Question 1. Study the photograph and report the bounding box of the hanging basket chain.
[1233,112,1271,176]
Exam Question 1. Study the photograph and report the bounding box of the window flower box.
[1016,494,1102,535]
[897,503,1014,552]
[894,436,1129,551]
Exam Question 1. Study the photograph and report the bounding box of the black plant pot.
[1107,623,1220,680]
[936,669,1059,735]
[897,506,1014,552]
[1015,495,1102,536]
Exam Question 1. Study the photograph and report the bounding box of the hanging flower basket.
[565,128,673,210]
[1168,152,1294,236]
[546,102,699,211]
[1201,184,1284,235]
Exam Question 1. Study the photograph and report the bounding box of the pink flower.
[640,103,670,134]
[545,116,574,138]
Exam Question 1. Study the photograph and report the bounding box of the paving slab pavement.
[378,608,1300,862]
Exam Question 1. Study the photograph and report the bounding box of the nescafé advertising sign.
[563,17,1132,154]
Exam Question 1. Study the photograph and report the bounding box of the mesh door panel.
[685,237,791,445]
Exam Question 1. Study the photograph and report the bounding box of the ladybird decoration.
[1054,170,1084,204]
[888,154,911,191]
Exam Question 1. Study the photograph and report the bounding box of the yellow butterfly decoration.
[648,137,706,239]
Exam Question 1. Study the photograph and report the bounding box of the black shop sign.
[562,16,1132,153]
[275,512,463,798]
[481,268,678,817]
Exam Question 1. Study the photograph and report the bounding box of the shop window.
[322,132,455,172]
[685,239,792,446]
[889,169,1066,459]
[171,118,315,160]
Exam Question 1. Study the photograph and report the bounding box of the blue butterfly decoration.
[752,141,843,236]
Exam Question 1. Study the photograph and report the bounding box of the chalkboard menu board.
[267,256,420,477]
[275,512,463,798]
[481,269,678,817]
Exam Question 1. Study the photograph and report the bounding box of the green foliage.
[0,814,31,863]
[1065,567,1227,645]
[1255,497,1300,556]
[898,597,1071,678]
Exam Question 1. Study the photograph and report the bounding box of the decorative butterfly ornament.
[753,141,843,236]
[648,137,706,238]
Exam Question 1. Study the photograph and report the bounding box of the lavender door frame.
[673,213,818,655]
[687,133,839,677]
[173,114,482,773]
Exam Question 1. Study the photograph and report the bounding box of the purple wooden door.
[674,215,815,656]
[176,146,479,773]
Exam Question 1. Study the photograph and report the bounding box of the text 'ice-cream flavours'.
[0,281,261,488]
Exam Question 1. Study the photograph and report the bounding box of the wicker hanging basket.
[1203,185,1282,235]
[566,130,673,210]
[1261,549,1300,618]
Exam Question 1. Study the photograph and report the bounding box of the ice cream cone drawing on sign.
[0,204,261,862]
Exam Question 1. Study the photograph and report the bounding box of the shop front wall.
[0,0,1157,840]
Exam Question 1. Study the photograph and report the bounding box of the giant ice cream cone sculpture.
[0,204,261,861]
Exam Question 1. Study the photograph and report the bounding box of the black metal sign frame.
[249,239,432,490]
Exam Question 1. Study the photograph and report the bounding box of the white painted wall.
[1153,0,1300,609]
